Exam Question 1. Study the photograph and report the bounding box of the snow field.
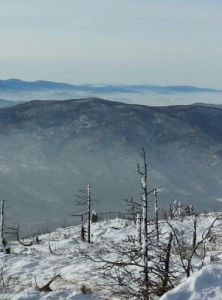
[1,214,222,299]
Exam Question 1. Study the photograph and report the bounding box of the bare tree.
[136,213,142,245]
[150,232,175,296]
[161,232,174,293]
[75,184,95,243]
[124,148,162,298]
[154,189,159,243]
[87,185,92,243]
[83,148,163,300]
[78,239,147,299]
[74,147,221,299]
[0,200,5,252]
[81,212,222,299]
[166,214,222,277]
[137,147,149,290]
[78,226,176,299]
[0,200,10,254]
[137,148,161,292]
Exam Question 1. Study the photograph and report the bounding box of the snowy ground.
[0,219,133,300]
[160,264,222,300]
[1,214,222,299]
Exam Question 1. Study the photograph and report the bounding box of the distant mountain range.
[1,79,222,106]
[0,78,221,94]
[1,98,222,233]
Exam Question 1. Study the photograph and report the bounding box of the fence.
[96,211,133,222]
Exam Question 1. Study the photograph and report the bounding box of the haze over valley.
[1,97,222,233]
[1,79,222,107]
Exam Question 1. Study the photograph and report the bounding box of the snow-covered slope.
[160,264,222,300]
[1,215,222,299]
[1,219,132,300]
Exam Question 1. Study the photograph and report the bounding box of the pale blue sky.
[1,0,222,87]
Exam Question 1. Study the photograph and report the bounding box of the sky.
[1,0,222,88]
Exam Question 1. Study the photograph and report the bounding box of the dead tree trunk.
[87,184,91,244]
[35,274,60,292]
[0,200,10,254]
[154,189,159,243]
[16,225,34,247]
[73,184,96,243]
[136,213,142,245]
[162,232,173,292]
[80,215,85,242]
[138,148,149,297]
[0,200,4,251]
[192,216,197,249]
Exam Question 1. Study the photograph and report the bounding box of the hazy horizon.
[1,78,222,106]
[1,0,222,89]
[1,78,222,90]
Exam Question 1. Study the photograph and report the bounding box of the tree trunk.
[154,189,159,243]
[80,215,85,241]
[87,184,91,243]
[162,232,173,292]
[0,200,5,252]
[136,213,142,245]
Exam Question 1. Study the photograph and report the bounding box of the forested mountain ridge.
[0,98,222,230]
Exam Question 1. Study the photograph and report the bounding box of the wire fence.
[96,211,133,222]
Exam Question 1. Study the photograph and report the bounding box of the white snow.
[160,264,222,300]
[1,214,222,299]
[0,219,131,299]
